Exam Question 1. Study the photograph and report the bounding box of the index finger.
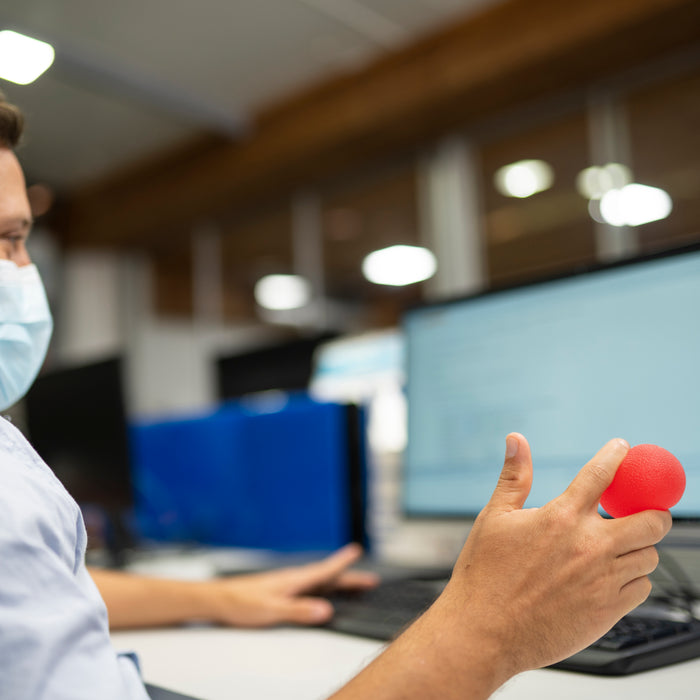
[561,438,629,512]
[285,543,365,590]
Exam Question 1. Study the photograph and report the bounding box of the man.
[0,92,671,699]
[0,86,374,632]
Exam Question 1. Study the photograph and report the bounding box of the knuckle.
[542,500,575,533]
[550,497,575,521]
[644,517,659,541]
[637,546,660,575]
[497,465,527,492]
[586,462,612,490]
[646,512,672,541]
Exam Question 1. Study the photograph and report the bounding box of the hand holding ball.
[600,444,685,518]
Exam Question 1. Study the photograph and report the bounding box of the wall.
[49,249,278,419]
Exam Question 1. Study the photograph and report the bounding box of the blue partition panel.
[130,396,361,552]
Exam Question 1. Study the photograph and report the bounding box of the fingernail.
[506,435,519,459]
[615,438,630,450]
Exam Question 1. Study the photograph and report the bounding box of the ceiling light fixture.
[576,163,632,200]
[362,245,437,286]
[599,184,673,227]
[254,274,312,311]
[494,159,554,198]
[0,30,55,85]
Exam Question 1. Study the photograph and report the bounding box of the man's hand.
[330,434,672,700]
[439,433,672,677]
[201,543,379,627]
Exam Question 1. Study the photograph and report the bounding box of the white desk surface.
[112,544,700,698]
[112,625,700,700]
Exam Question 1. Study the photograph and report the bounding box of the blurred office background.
[4,0,700,564]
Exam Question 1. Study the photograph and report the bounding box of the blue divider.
[129,395,361,552]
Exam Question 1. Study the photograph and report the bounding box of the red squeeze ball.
[600,444,686,518]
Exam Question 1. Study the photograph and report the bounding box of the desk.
[112,627,381,699]
[112,626,700,700]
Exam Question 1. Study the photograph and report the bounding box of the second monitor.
[403,245,700,520]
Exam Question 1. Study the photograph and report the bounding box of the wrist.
[415,592,513,699]
[187,579,232,623]
[333,590,512,700]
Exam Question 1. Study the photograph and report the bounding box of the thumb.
[487,433,533,512]
[275,597,334,626]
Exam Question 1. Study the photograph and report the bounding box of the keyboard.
[552,613,700,675]
[325,577,700,675]
[325,577,445,640]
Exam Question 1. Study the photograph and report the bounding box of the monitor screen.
[403,246,700,519]
[24,356,133,510]
[216,333,336,400]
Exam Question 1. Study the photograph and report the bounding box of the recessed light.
[362,245,437,286]
[599,184,672,227]
[494,159,554,198]
[576,163,632,200]
[254,274,312,310]
[0,30,55,85]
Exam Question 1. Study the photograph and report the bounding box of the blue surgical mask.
[0,260,53,410]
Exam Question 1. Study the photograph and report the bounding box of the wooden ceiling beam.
[63,0,700,248]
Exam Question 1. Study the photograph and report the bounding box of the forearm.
[89,545,378,631]
[89,567,217,629]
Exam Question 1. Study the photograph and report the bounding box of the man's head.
[0,91,32,267]
[0,91,53,410]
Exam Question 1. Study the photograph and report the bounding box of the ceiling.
[5,0,699,327]
[0,0,498,192]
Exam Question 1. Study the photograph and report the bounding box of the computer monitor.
[216,333,336,400]
[403,244,700,520]
[24,356,134,561]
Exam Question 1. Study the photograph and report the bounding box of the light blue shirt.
[0,417,149,699]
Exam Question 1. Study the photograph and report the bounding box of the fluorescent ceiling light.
[0,30,55,85]
[254,274,312,310]
[362,245,437,286]
[599,184,672,227]
[494,159,554,198]
[576,163,632,200]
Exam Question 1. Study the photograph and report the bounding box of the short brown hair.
[0,91,24,148]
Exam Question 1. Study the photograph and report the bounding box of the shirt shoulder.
[0,416,85,570]
[0,417,149,699]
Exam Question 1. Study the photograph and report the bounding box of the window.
[478,111,596,287]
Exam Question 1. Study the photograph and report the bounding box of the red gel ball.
[600,444,685,518]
